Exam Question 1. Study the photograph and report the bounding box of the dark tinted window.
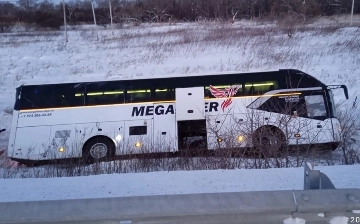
[205,81,278,98]
[20,86,53,109]
[52,84,85,107]
[126,83,151,103]
[15,70,325,109]
[204,77,231,99]
[129,126,147,135]
[282,70,323,89]
[153,88,175,101]
[86,82,125,106]
[257,94,307,117]
[244,81,279,96]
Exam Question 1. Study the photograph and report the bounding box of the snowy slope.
[0,18,359,151]
[0,17,359,201]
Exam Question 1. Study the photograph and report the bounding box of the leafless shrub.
[336,97,360,165]
[0,20,15,33]
[277,14,304,37]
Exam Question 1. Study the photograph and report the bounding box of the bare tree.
[17,0,38,11]
[143,0,171,23]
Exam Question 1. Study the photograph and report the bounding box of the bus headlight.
[217,137,223,142]
[58,146,65,153]
[135,141,142,148]
[237,135,245,142]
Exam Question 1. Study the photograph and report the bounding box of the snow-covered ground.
[0,16,359,201]
[0,164,359,202]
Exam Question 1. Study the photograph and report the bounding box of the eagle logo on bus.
[209,85,241,112]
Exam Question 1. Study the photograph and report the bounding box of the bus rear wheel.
[252,126,286,158]
[83,137,115,163]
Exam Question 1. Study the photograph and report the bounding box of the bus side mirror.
[327,85,349,100]
[341,85,349,99]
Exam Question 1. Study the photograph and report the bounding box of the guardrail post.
[304,161,335,190]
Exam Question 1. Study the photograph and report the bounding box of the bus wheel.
[83,137,115,163]
[252,126,285,158]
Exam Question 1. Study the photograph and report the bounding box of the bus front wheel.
[83,137,115,163]
[252,126,286,158]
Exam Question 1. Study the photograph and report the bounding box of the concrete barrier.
[0,188,359,224]
[1,162,359,224]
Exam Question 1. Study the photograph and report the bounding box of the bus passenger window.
[20,86,53,109]
[153,88,175,101]
[126,87,151,103]
[86,82,124,106]
[52,84,85,107]
[244,81,278,95]
[248,86,255,95]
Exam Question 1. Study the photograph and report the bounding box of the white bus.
[7,69,348,164]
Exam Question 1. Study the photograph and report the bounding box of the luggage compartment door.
[175,87,205,121]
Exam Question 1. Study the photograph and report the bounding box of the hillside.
[0,15,359,155]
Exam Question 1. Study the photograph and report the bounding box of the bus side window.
[153,88,175,101]
[86,82,124,106]
[52,84,85,107]
[248,86,255,95]
[258,95,286,113]
[21,86,53,109]
[245,81,278,96]
[126,85,152,103]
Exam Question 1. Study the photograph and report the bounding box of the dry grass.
[0,148,356,179]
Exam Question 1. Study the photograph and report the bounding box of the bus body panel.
[17,105,147,128]
[72,121,124,156]
[7,110,19,158]
[13,126,51,160]
[123,119,153,154]
[49,124,81,159]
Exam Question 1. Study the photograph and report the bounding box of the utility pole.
[90,0,98,40]
[350,0,355,26]
[62,0,67,42]
[109,0,113,34]
[91,0,97,26]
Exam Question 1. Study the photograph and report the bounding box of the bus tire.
[252,126,286,158]
[82,137,115,163]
